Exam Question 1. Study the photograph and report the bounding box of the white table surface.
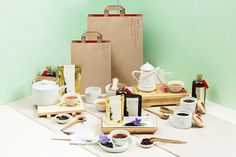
[5,97,236,157]
[5,97,175,157]
[0,105,96,157]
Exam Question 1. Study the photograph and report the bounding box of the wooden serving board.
[100,116,158,134]
[37,104,85,117]
[132,84,189,108]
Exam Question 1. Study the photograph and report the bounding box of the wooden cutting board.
[132,85,189,108]
[37,104,85,117]
[100,116,158,134]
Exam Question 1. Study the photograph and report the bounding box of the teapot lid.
[33,80,57,90]
[141,62,155,71]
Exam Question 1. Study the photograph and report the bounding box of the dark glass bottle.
[116,84,127,95]
[45,66,56,77]
[192,74,206,104]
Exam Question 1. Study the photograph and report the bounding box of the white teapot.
[132,62,159,92]
[32,80,65,106]
[132,62,173,92]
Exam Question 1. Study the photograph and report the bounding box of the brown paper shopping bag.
[88,5,143,85]
[71,31,111,93]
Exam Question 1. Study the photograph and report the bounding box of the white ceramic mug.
[180,96,198,113]
[156,68,173,84]
[171,110,192,129]
[85,87,101,104]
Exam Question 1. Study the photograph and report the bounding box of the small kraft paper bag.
[88,5,143,85]
[71,31,111,93]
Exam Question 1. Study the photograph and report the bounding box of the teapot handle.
[132,71,141,83]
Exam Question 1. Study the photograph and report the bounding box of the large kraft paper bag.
[88,5,143,85]
[71,31,111,93]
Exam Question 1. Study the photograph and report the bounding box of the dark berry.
[101,142,113,148]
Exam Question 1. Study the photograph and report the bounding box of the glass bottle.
[192,74,206,104]
[116,83,127,95]
[45,66,56,77]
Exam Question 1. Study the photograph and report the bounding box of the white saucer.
[98,138,132,153]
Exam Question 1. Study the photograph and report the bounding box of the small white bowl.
[138,138,154,148]
[110,130,130,146]
[64,94,79,106]
[95,99,107,112]
[54,113,71,124]
[167,80,184,93]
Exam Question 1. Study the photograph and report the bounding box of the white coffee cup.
[171,110,192,129]
[179,96,197,113]
[85,86,101,104]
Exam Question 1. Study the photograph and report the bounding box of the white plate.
[98,138,132,153]
[138,138,154,148]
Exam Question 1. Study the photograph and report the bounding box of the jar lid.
[196,74,203,80]
[33,80,57,90]
[141,62,155,71]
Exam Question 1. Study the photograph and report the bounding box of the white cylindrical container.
[171,110,192,129]
[179,96,197,113]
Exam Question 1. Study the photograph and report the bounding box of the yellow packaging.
[105,95,124,126]
[57,65,81,94]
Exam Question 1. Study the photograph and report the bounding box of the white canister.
[179,96,197,113]
[171,110,192,129]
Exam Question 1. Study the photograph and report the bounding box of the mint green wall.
[1,0,236,109]
[120,0,236,109]
[0,0,117,104]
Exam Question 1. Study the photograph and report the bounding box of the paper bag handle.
[81,31,102,43]
[104,5,125,16]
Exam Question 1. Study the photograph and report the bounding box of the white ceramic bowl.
[105,83,121,96]
[95,99,107,112]
[110,130,130,146]
[64,93,79,106]
[167,80,184,93]
[54,113,72,124]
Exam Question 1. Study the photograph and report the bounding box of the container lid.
[196,74,203,80]
[32,80,57,90]
[141,62,155,71]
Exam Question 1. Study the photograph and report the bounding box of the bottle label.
[196,87,205,102]
[126,97,139,116]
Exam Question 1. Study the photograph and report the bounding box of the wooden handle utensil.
[160,107,174,114]
[150,137,187,144]
[110,78,119,91]
[144,108,169,120]
[60,116,86,132]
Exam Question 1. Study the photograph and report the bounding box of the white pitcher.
[132,62,160,92]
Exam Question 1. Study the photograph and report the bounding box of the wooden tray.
[37,104,85,118]
[132,84,189,108]
[100,116,158,134]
